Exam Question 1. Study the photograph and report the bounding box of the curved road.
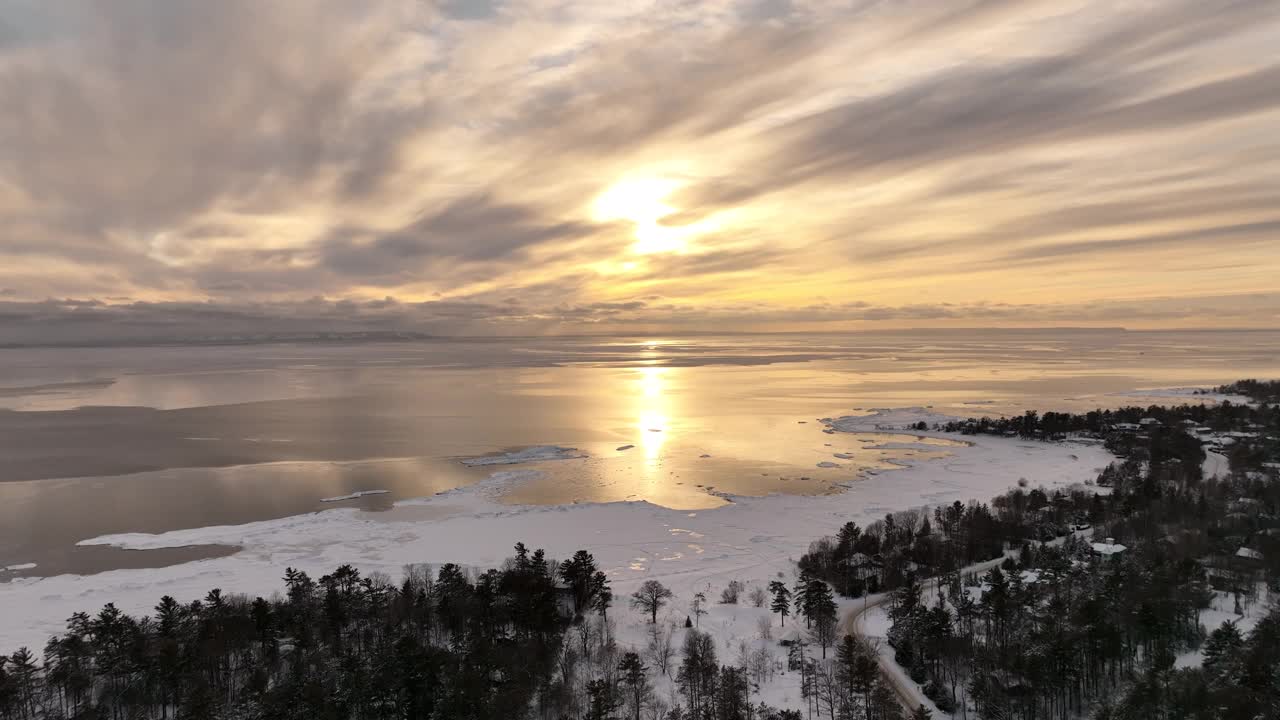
[840,555,1009,716]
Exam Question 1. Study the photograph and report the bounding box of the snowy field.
[0,406,1114,714]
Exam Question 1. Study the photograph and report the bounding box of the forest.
[0,543,835,720]
[800,392,1280,717]
[1217,379,1280,404]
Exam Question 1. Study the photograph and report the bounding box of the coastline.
[0,409,1113,681]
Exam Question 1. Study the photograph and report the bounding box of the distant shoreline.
[9,326,1280,350]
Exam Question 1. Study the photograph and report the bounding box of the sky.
[1,0,1278,341]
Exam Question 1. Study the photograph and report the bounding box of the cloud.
[318,193,598,281]
[0,0,1277,334]
[678,6,1280,211]
[3,291,1279,346]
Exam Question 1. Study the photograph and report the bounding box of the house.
[778,627,804,647]
[1113,423,1141,432]
[1228,498,1263,515]
[1236,547,1264,561]
[1139,417,1161,428]
[1202,553,1256,591]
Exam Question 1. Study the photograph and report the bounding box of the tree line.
[0,542,838,720]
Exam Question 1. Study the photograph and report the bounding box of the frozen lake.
[1,329,1278,580]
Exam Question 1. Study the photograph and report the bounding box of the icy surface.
[459,445,587,466]
[823,407,965,432]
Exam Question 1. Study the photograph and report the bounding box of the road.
[840,555,1009,717]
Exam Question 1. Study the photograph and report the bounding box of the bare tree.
[631,580,673,624]
[644,622,675,677]
[757,615,773,641]
[720,579,744,604]
[691,591,707,628]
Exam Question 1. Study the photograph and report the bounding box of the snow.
[319,489,390,503]
[459,445,587,466]
[1091,541,1127,556]
[852,604,945,717]
[1176,586,1274,669]
[2,563,37,572]
[0,419,1114,713]
[1202,451,1229,479]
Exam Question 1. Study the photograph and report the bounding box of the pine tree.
[769,580,792,626]
[794,572,811,627]
[805,580,838,658]
[586,678,619,720]
[618,651,649,720]
[559,550,602,618]
[1202,620,1244,689]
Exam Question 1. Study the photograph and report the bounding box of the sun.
[592,175,694,254]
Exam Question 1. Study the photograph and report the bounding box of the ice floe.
[460,445,586,466]
[320,490,390,503]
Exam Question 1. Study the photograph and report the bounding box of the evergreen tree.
[618,651,650,720]
[768,580,792,627]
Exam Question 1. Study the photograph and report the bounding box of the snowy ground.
[1176,586,1274,669]
[1203,451,1229,480]
[0,409,1113,710]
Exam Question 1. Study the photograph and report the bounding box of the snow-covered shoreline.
[0,410,1114,685]
[1108,386,1255,405]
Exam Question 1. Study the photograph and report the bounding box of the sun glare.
[592,175,718,255]
[634,366,670,463]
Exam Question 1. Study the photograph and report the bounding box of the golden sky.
[1,0,1279,339]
